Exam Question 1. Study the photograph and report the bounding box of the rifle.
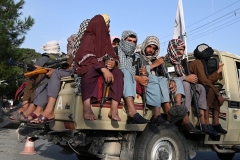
[181,58,202,131]
[135,57,148,116]
[98,55,111,119]
[2,57,68,83]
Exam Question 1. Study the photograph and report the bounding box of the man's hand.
[135,75,149,86]
[106,59,116,70]
[139,67,147,76]
[169,80,177,93]
[185,74,198,84]
[45,68,55,77]
[101,68,114,83]
[217,95,225,106]
[217,62,224,74]
[34,65,41,70]
[151,58,164,69]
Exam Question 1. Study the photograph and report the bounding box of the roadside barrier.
[19,136,36,155]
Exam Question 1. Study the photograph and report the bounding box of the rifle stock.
[23,68,48,78]
[3,57,68,83]
[181,58,202,131]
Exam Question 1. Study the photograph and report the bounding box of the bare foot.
[83,106,96,120]
[108,111,121,121]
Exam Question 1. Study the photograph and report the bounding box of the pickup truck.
[18,49,240,160]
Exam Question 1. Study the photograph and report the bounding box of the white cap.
[42,40,62,55]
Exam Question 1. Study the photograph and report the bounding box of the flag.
[173,0,186,44]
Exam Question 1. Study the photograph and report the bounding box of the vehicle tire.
[216,152,235,160]
[134,124,188,160]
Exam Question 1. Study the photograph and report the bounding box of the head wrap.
[42,40,62,55]
[165,39,185,77]
[74,15,117,76]
[134,44,142,53]
[101,14,110,26]
[118,30,138,75]
[67,34,77,56]
[72,19,90,57]
[194,43,214,60]
[140,36,160,64]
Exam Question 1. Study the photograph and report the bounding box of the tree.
[0,48,41,100]
[0,0,35,99]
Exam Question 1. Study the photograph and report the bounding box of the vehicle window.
[235,61,240,79]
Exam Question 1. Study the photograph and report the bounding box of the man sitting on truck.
[138,36,201,133]
[136,36,181,125]
[189,43,227,134]
[165,39,218,136]
[117,30,150,124]
[9,40,64,122]
[29,19,91,125]
[74,14,123,121]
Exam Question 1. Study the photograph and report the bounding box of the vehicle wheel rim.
[151,137,178,160]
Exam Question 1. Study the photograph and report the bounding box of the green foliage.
[0,0,36,99]
[0,48,41,99]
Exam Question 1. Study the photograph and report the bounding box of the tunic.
[189,59,222,111]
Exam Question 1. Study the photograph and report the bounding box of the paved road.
[0,127,77,160]
[0,126,240,160]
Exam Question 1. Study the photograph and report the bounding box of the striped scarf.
[118,30,137,75]
[72,19,90,95]
[67,34,77,56]
[140,36,160,65]
[165,39,185,77]
[72,19,90,60]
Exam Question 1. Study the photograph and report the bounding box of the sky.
[19,0,240,55]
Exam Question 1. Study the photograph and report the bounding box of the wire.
[188,19,240,42]
[159,0,240,40]
[186,0,240,28]
[160,17,240,52]
[187,10,240,35]
[159,10,240,52]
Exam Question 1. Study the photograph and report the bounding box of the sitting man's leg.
[35,69,74,122]
[122,70,149,124]
[146,75,166,125]
[81,66,102,120]
[169,80,200,133]
[108,68,123,121]
[28,81,48,122]
[9,79,36,121]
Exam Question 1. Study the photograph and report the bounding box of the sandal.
[27,112,38,121]
[28,114,54,126]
